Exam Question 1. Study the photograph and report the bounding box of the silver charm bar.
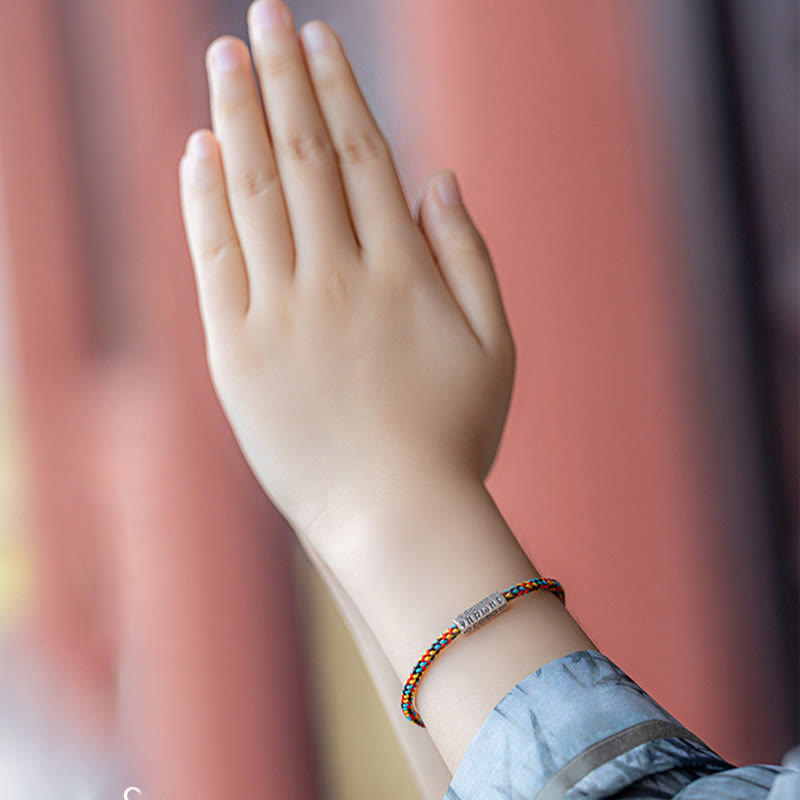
[453,591,509,635]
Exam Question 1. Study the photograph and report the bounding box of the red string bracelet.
[400,578,566,727]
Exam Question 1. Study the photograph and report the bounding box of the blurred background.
[0,0,797,797]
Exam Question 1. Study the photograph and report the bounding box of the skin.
[179,0,596,789]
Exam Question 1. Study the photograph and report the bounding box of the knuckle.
[276,130,331,163]
[336,129,386,167]
[450,225,488,258]
[216,90,252,115]
[380,264,415,296]
[313,63,349,95]
[199,235,239,264]
[259,52,295,80]
[233,165,279,199]
[324,270,349,306]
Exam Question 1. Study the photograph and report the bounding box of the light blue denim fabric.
[443,649,799,799]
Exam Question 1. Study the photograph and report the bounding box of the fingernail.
[301,22,328,54]
[212,40,241,71]
[252,0,291,31]
[437,171,461,207]
[188,131,214,160]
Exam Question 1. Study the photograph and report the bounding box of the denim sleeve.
[442,649,799,799]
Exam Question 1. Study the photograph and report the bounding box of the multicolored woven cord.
[400,578,565,727]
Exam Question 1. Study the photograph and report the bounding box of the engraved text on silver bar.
[454,591,509,635]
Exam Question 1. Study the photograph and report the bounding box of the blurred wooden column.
[0,0,321,796]
[0,0,112,731]
[384,0,790,764]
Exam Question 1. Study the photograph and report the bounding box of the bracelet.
[400,578,565,727]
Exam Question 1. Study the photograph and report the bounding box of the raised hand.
[179,1,515,545]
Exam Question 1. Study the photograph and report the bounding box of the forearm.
[305,467,597,775]
[302,543,453,800]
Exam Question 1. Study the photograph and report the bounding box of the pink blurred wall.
[0,0,321,795]
[386,0,789,764]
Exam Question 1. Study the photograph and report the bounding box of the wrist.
[301,464,595,771]
[304,465,549,653]
[300,461,489,565]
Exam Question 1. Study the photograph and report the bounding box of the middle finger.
[248,0,357,264]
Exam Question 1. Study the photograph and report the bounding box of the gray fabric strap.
[534,720,706,800]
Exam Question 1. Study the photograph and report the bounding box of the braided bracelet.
[400,578,565,727]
